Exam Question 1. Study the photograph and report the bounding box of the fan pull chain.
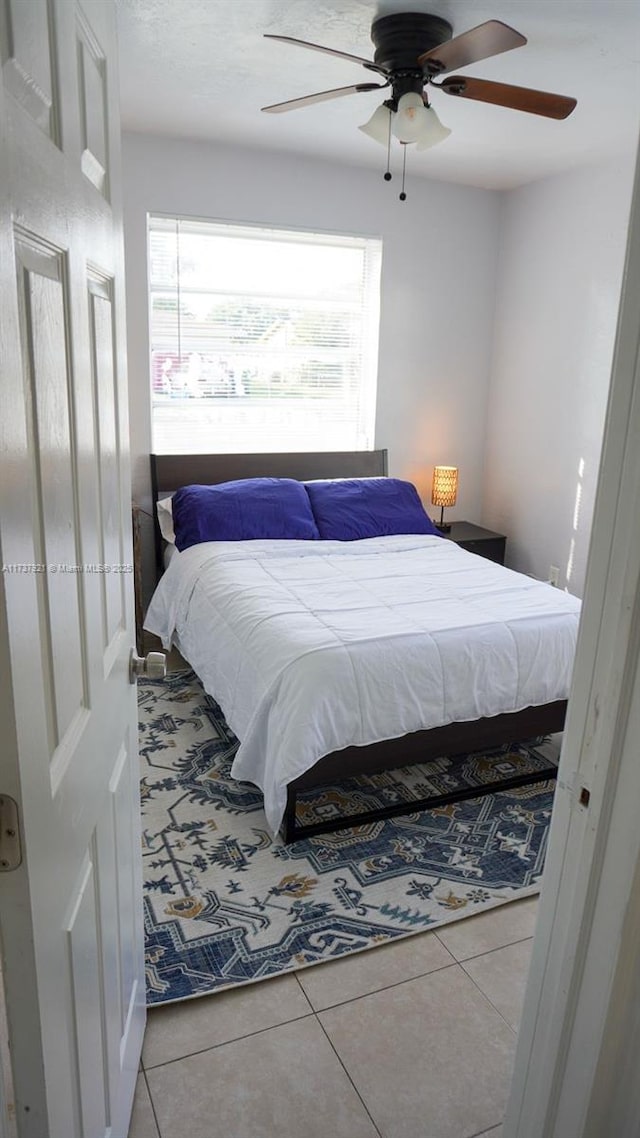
[383,108,392,181]
[399,144,407,201]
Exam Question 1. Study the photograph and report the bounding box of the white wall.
[483,158,635,595]
[122,133,501,602]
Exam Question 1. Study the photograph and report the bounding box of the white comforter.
[145,536,581,836]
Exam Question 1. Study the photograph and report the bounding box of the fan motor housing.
[370,12,453,73]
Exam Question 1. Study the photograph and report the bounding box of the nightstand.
[444,521,506,565]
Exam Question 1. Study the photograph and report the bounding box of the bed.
[146,451,579,842]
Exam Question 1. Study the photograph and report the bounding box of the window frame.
[146,212,383,455]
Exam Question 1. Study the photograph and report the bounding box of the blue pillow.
[304,478,441,540]
[172,478,320,550]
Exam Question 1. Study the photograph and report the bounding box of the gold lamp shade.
[431,465,458,531]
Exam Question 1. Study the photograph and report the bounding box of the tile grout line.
[462,1124,503,1133]
[142,1011,317,1071]
[432,927,535,964]
[293,969,316,1012]
[467,1125,504,1138]
[293,955,458,1013]
[458,958,520,1037]
[142,1067,163,1138]
[313,1011,385,1138]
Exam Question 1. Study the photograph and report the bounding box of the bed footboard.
[282,700,566,843]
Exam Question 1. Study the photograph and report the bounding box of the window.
[148,216,382,453]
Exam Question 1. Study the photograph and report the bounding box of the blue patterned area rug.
[139,669,558,1006]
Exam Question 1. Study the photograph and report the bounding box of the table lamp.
[431,465,458,532]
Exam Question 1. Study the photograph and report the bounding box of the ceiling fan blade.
[418,20,526,74]
[261,83,386,114]
[440,75,577,119]
[264,34,386,76]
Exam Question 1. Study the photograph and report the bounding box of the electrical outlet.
[549,565,560,587]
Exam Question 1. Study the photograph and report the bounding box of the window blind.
[148,215,382,454]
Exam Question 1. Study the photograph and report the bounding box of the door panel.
[77,10,108,195]
[0,0,58,140]
[15,235,88,753]
[0,3,146,1136]
[67,853,109,1138]
[88,273,126,654]
[94,776,124,1126]
[113,733,143,1038]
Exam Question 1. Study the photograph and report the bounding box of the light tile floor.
[129,895,536,1138]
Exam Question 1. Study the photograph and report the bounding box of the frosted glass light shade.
[415,105,451,151]
[391,92,427,143]
[360,98,450,152]
[358,104,392,146]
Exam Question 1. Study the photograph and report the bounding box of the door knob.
[129,649,167,683]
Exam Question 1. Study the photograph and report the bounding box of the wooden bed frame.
[150,451,565,842]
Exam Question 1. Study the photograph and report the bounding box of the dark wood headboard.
[150,450,389,573]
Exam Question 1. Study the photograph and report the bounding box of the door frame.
[505,140,640,1134]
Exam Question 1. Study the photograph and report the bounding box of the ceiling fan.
[261,13,577,176]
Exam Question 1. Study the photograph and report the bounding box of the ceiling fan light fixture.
[415,104,451,150]
[358,103,392,146]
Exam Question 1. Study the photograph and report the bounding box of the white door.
[0,2,146,1136]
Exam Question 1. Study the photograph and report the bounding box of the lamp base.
[435,522,451,533]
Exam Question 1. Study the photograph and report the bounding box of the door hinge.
[0,795,22,871]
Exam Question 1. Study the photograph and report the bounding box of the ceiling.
[116,0,640,189]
